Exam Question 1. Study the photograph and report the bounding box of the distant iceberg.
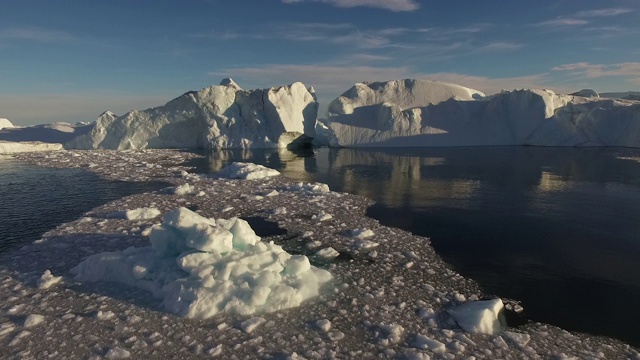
[67,79,318,150]
[323,79,640,147]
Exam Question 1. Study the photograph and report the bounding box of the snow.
[3,149,640,359]
[217,162,281,180]
[0,141,63,154]
[67,79,318,150]
[447,298,506,335]
[71,207,333,319]
[324,79,640,147]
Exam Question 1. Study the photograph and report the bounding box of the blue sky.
[1,0,639,125]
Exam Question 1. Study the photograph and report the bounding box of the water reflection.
[192,146,640,345]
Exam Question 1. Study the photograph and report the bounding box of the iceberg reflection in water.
[189,146,640,346]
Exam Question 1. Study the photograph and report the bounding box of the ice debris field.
[1,149,639,359]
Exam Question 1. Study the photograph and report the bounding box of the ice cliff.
[324,79,640,147]
[67,79,318,150]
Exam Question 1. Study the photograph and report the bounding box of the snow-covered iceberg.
[71,207,332,319]
[324,79,640,147]
[67,79,318,150]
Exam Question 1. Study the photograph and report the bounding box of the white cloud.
[535,18,589,27]
[0,27,75,43]
[282,0,419,12]
[574,8,634,18]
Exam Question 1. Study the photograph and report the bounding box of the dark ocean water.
[187,146,640,346]
[0,156,166,253]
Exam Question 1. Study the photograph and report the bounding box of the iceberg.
[324,79,640,148]
[0,118,14,130]
[0,141,63,154]
[71,207,332,319]
[67,79,318,150]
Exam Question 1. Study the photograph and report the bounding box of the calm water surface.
[0,156,167,252]
[188,146,640,346]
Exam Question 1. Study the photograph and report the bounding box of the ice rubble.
[71,207,332,319]
[325,79,640,147]
[67,79,318,150]
[6,151,640,359]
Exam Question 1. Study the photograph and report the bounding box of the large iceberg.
[325,79,640,147]
[67,79,318,150]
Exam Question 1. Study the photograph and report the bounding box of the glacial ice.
[71,207,333,319]
[325,79,640,147]
[67,79,318,150]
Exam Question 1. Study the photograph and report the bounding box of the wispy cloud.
[0,27,75,43]
[534,7,633,29]
[282,0,419,12]
[535,18,589,27]
[574,8,634,18]
[190,22,508,58]
[552,62,640,86]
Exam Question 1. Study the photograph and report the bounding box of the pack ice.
[325,79,640,147]
[67,79,318,150]
[71,207,332,319]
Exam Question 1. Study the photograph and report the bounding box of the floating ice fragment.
[315,319,331,332]
[350,229,375,239]
[23,314,45,328]
[316,247,340,259]
[447,298,506,335]
[218,162,280,180]
[241,317,266,334]
[36,270,63,289]
[412,334,445,353]
[173,183,196,196]
[105,347,131,358]
[124,207,161,220]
